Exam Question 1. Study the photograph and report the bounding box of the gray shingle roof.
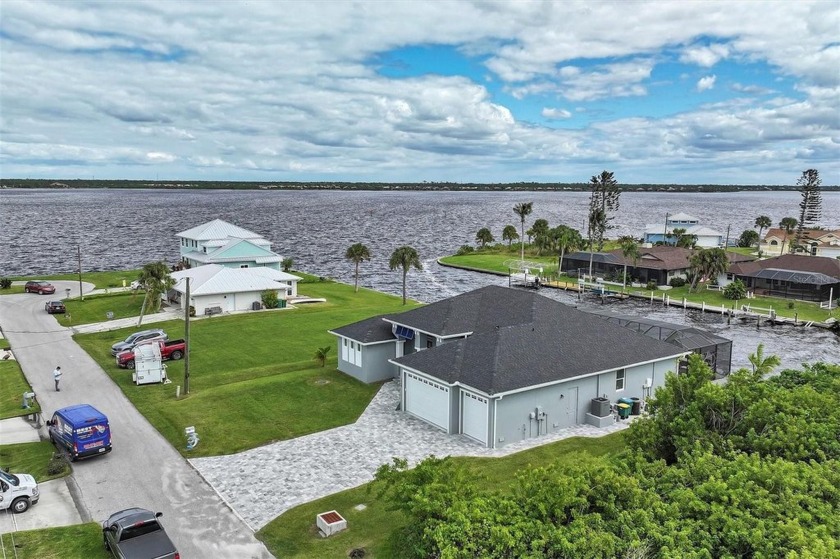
[330,315,396,344]
[392,286,684,395]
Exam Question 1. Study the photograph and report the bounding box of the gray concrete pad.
[0,417,41,444]
[192,380,630,530]
[0,479,83,534]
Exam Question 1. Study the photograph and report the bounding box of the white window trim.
[615,369,625,392]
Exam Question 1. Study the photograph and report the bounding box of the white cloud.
[697,75,717,92]
[680,43,730,67]
[0,0,837,183]
[542,108,572,120]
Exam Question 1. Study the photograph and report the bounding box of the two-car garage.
[402,370,490,445]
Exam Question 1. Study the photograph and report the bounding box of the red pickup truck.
[116,339,186,369]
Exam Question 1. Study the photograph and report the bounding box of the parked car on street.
[24,280,55,294]
[0,469,39,513]
[130,280,144,290]
[45,300,66,314]
[103,508,179,559]
[111,329,168,356]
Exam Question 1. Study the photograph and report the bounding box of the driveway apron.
[0,282,272,558]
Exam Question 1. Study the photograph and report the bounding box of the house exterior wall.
[336,339,397,383]
[189,290,283,315]
[488,358,677,448]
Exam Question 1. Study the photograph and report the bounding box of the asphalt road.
[0,281,273,558]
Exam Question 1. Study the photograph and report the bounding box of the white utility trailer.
[131,342,167,385]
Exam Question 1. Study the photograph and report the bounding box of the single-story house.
[560,246,754,285]
[721,254,840,302]
[170,264,301,314]
[330,286,688,448]
[761,228,840,258]
[177,219,284,270]
[643,212,724,248]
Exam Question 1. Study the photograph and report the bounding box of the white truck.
[0,468,39,513]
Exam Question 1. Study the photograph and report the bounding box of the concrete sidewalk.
[0,416,42,444]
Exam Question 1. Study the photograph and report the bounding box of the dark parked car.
[45,301,66,314]
[24,281,55,294]
[103,508,179,559]
[110,329,168,356]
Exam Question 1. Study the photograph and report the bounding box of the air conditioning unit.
[252,301,263,311]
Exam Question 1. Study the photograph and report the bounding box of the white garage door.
[404,371,450,431]
[461,392,488,444]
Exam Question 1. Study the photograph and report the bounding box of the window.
[426,338,434,349]
[615,369,625,391]
[770,240,778,246]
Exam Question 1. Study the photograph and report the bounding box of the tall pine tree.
[793,169,821,253]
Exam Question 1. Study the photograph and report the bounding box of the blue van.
[47,404,112,461]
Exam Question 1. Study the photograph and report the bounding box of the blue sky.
[0,1,837,184]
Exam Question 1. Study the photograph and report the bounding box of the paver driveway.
[192,380,628,529]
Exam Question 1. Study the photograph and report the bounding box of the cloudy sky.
[1,0,838,184]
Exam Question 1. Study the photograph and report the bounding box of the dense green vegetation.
[4,178,837,191]
[75,279,420,456]
[371,358,840,558]
[257,433,627,558]
[0,524,108,559]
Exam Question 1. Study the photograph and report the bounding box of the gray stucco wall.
[335,339,398,384]
[490,357,678,448]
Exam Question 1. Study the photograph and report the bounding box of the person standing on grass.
[53,366,62,391]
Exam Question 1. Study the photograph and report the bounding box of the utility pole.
[664,212,671,245]
[724,224,731,248]
[184,276,191,395]
[77,245,84,300]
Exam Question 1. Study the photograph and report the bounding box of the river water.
[1,188,837,369]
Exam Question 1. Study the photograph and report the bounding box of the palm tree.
[754,215,772,256]
[688,248,729,292]
[501,225,518,249]
[530,219,550,255]
[513,202,533,262]
[137,261,175,323]
[619,236,640,288]
[748,343,781,377]
[475,227,494,248]
[552,225,583,276]
[389,246,422,305]
[345,243,371,293]
[313,346,331,367]
[281,257,294,273]
[778,217,797,255]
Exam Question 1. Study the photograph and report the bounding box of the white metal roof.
[667,212,698,222]
[644,224,722,237]
[171,264,299,296]
[177,219,265,241]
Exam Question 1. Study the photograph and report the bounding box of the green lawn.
[258,432,626,558]
[74,280,420,456]
[439,252,561,275]
[62,292,149,326]
[0,441,70,482]
[0,359,40,419]
[0,524,108,559]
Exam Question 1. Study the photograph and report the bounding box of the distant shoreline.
[1,179,837,193]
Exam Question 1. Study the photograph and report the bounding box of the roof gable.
[208,238,278,259]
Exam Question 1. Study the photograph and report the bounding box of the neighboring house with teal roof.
[177,219,283,270]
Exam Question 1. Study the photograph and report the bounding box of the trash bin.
[616,403,631,419]
[630,397,641,415]
[277,299,287,309]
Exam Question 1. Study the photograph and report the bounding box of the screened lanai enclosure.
[587,310,732,378]
[744,268,839,303]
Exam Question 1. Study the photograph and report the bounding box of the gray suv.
[110,329,168,356]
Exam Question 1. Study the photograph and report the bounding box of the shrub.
[47,452,69,476]
[724,279,747,300]
[189,305,196,317]
[669,277,686,287]
[0,278,11,289]
[281,257,294,273]
[261,290,279,309]
[787,301,795,310]
[456,245,475,256]
[646,281,658,290]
